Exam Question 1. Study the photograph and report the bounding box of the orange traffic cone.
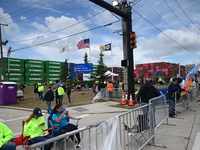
[121,93,126,105]
[128,94,134,106]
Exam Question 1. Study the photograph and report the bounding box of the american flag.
[77,39,90,49]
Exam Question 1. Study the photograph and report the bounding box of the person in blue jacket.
[167,78,181,118]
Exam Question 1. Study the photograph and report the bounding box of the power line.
[144,0,199,54]
[0,0,41,20]
[7,0,74,26]
[9,10,107,43]
[12,20,120,51]
[1,0,56,22]
[132,8,200,57]
[162,0,194,33]
[173,0,200,31]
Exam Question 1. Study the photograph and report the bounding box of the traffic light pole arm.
[89,0,129,19]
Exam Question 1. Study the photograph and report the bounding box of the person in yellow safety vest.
[0,123,16,150]
[169,77,174,82]
[49,80,53,87]
[38,83,44,100]
[57,84,65,105]
[106,81,114,100]
[158,77,163,85]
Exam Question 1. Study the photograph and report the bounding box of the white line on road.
[77,114,90,118]
[1,116,29,123]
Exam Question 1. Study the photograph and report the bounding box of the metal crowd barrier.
[19,122,103,150]
[20,95,169,150]
[175,87,199,113]
[100,88,123,101]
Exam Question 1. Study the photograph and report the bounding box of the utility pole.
[0,23,8,81]
[89,0,135,100]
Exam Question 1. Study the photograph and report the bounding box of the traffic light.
[130,32,137,49]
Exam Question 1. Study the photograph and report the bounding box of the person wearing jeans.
[43,87,54,114]
[24,107,53,150]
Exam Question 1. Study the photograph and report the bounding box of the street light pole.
[0,23,8,81]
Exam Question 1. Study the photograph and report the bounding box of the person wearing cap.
[23,107,53,150]
[0,123,16,150]
[167,78,182,118]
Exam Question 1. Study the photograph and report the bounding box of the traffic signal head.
[130,32,137,49]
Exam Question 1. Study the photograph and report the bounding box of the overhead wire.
[173,0,200,31]
[9,9,107,43]
[11,19,120,52]
[162,0,194,33]
[1,0,57,22]
[132,8,200,57]
[144,0,199,54]
[5,0,74,25]
[0,0,41,20]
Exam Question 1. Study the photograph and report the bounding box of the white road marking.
[77,114,90,118]
[1,116,29,123]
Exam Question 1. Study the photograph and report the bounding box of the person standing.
[33,83,39,101]
[66,85,71,104]
[38,83,44,100]
[57,84,65,105]
[0,123,16,150]
[167,78,181,118]
[43,87,54,114]
[137,79,160,114]
[106,81,114,100]
[114,80,119,99]
[23,107,53,150]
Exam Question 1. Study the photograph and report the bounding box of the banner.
[73,63,93,73]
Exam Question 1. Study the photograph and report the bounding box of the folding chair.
[123,114,149,147]
[48,108,82,149]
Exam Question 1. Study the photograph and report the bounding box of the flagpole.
[89,36,91,63]
[67,42,70,62]
[111,39,113,81]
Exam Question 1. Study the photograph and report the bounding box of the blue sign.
[73,63,93,73]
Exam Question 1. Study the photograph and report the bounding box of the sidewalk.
[144,101,200,150]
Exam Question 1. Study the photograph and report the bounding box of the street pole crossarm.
[89,0,129,19]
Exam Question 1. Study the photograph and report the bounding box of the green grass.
[8,84,168,110]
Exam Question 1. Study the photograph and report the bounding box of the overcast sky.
[0,0,200,67]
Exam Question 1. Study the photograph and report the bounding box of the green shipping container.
[25,59,44,64]
[25,73,43,76]
[45,65,61,69]
[25,68,43,73]
[45,61,62,66]
[45,69,61,73]
[25,64,44,69]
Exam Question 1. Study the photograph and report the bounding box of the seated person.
[23,107,53,150]
[0,123,16,150]
[51,104,81,148]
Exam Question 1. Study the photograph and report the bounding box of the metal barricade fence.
[118,104,154,150]
[19,122,103,150]
[149,95,168,129]
[20,96,168,150]
[100,88,124,101]
[175,87,199,113]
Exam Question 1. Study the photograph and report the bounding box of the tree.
[84,52,89,63]
[95,52,109,82]
[60,59,71,83]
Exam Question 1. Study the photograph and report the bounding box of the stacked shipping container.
[45,61,62,82]
[2,58,25,82]
[25,59,44,84]
[135,62,186,79]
